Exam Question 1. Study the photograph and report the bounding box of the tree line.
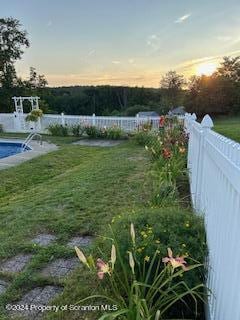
[0,17,240,117]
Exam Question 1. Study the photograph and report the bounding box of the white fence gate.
[0,112,163,133]
[185,113,240,320]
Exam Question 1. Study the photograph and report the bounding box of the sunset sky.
[2,0,240,87]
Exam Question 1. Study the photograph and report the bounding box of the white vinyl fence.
[0,112,164,133]
[185,113,240,320]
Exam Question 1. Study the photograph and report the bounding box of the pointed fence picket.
[0,112,168,133]
[185,113,240,320]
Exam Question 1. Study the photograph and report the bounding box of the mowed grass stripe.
[0,142,150,259]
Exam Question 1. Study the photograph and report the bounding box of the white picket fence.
[0,112,164,133]
[185,113,240,320]
[1,110,239,319]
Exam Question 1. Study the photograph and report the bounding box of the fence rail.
[0,112,166,133]
[185,113,240,320]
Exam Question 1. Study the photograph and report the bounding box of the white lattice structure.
[12,96,40,131]
[12,96,40,113]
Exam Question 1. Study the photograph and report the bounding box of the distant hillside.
[41,85,166,116]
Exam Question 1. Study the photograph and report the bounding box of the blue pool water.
[0,142,31,159]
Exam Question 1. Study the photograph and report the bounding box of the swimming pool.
[0,142,31,159]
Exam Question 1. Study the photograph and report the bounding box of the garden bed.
[70,120,207,320]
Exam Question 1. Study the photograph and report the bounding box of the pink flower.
[162,248,188,271]
[96,258,110,279]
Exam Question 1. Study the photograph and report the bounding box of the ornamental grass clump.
[84,125,100,138]
[47,123,69,136]
[106,126,126,140]
[75,223,206,320]
[84,125,127,140]
[70,124,85,137]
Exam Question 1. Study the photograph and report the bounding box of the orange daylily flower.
[162,248,188,271]
[162,148,172,159]
[96,258,110,279]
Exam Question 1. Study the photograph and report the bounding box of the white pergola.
[12,96,40,114]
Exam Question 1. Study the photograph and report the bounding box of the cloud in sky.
[45,71,162,87]
[46,20,53,27]
[147,34,160,49]
[112,60,121,64]
[88,49,95,56]
[217,36,232,42]
[175,13,191,24]
[176,49,240,76]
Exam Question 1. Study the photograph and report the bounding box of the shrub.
[124,105,151,116]
[0,124,3,133]
[71,124,85,137]
[47,124,69,136]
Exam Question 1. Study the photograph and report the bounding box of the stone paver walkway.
[0,254,33,273]
[0,279,9,295]
[31,234,56,246]
[67,236,93,248]
[40,258,79,279]
[1,233,93,318]
[73,139,123,147]
[9,286,63,319]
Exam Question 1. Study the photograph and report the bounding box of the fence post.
[61,112,65,126]
[195,114,214,212]
[136,114,140,131]
[186,113,197,170]
[92,113,96,126]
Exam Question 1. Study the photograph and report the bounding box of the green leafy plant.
[47,123,69,136]
[149,176,179,207]
[25,109,43,122]
[109,208,206,289]
[84,125,100,138]
[75,223,206,320]
[98,127,108,139]
[140,123,188,207]
[134,131,153,146]
[84,125,127,140]
[71,124,85,137]
[106,126,126,140]
[139,121,153,132]
[0,124,3,133]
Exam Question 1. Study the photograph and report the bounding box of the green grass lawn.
[213,116,240,142]
[0,136,151,319]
